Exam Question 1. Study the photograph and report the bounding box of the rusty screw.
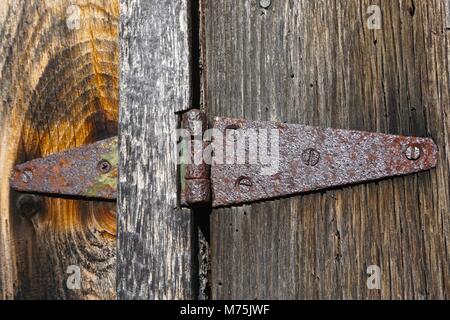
[237,176,253,192]
[405,145,421,161]
[226,124,241,143]
[302,148,320,166]
[97,160,112,174]
[21,170,33,183]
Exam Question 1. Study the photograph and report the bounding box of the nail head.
[21,170,33,183]
[260,0,271,9]
[405,145,421,161]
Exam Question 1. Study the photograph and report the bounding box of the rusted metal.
[10,138,118,199]
[185,179,211,206]
[181,109,211,206]
[210,117,438,208]
[10,113,438,207]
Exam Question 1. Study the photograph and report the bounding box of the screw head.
[97,160,112,174]
[236,177,253,192]
[259,0,271,9]
[405,145,421,161]
[302,148,321,166]
[21,170,33,183]
[225,124,241,143]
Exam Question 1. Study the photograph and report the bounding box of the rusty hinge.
[10,109,438,208]
[11,138,118,200]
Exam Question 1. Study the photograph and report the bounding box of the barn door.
[203,0,450,299]
[1,0,449,301]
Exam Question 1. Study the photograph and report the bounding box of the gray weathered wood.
[446,0,450,28]
[118,0,195,299]
[205,0,450,299]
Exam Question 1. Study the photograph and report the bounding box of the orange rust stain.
[368,154,378,162]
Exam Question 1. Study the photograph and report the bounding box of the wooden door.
[1,0,449,300]
[203,0,450,299]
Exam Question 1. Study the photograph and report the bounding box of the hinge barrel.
[182,109,211,206]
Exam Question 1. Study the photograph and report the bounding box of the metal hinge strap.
[10,109,439,208]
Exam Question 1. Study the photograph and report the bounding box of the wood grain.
[446,1,450,28]
[204,0,450,299]
[117,0,195,299]
[0,0,119,299]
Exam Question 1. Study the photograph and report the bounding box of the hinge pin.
[182,109,211,206]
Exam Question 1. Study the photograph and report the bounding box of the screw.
[302,148,320,166]
[236,177,253,192]
[97,160,112,174]
[260,0,271,9]
[405,145,421,161]
[16,194,43,218]
[226,124,241,143]
[21,170,33,183]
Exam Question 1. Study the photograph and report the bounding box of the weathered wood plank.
[0,0,119,299]
[118,0,195,299]
[446,0,450,28]
[205,0,450,299]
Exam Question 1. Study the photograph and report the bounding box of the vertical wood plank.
[118,0,195,299]
[204,0,449,299]
[446,0,450,28]
[0,0,119,299]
